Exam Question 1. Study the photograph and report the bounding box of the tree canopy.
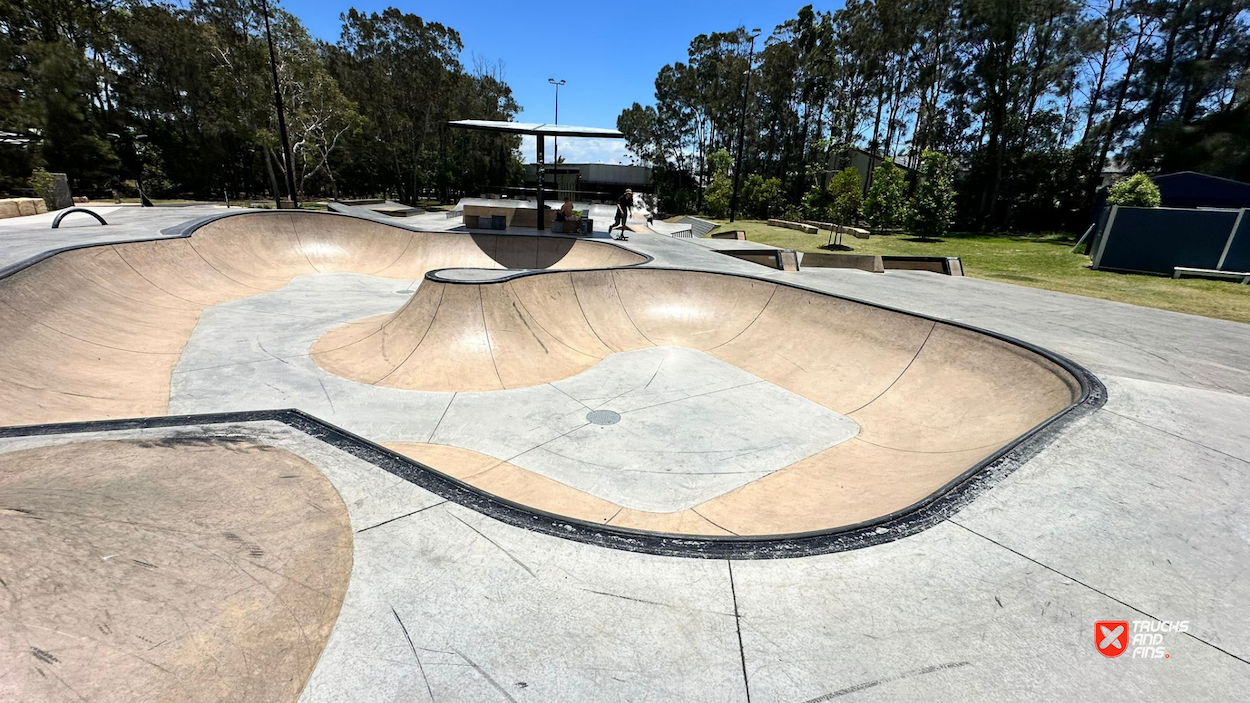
[618,0,1250,231]
[0,0,525,201]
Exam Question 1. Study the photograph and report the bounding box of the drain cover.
[586,409,621,425]
[395,289,415,294]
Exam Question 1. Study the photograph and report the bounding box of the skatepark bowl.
[0,211,1095,550]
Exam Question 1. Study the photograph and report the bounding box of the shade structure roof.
[0,129,42,146]
[448,120,623,139]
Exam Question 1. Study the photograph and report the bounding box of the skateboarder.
[610,189,633,240]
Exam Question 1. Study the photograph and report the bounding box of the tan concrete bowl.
[0,210,1101,553]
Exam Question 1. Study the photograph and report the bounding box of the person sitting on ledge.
[558,198,579,223]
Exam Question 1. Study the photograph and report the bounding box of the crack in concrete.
[727,560,751,703]
[391,606,436,702]
[449,513,536,578]
[1102,408,1250,467]
[356,501,447,534]
[455,649,519,703]
[800,661,972,701]
[947,520,1250,667]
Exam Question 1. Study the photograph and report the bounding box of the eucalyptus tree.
[1130,0,1250,169]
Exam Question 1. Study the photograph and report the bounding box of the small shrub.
[906,150,957,239]
[802,182,831,221]
[140,146,172,197]
[864,161,909,231]
[701,148,733,218]
[743,174,784,219]
[703,177,732,219]
[1107,173,1161,208]
[30,168,55,208]
[828,167,864,226]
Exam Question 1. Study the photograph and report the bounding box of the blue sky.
[283,0,834,163]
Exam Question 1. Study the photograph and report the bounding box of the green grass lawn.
[706,219,1250,325]
[414,198,453,212]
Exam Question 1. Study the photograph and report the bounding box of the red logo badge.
[1096,621,1129,657]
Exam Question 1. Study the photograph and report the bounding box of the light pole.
[729,29,761,223]
[133,133,153,207]
[548,78,565,197]
[110,131,153,206]
[260,0,298,208]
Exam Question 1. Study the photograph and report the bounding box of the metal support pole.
[261,0,298,208]
[553,86,559,195]
[729,31,760,223]
[536,136,545,231]
[549,79,565,199]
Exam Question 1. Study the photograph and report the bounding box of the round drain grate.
[586,409,621,426]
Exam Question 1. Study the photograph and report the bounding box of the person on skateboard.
[611,189,633,240]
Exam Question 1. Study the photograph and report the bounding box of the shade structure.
[448,120,623,138]
[449,120,625,228]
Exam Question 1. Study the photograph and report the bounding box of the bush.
[702,148,733,218]
[828,167,864,226]
[30,168,55,208]
[864,161,909,231]
[743,174,784,219]
[703,176,732,218]
[802,182,831,221]
[139,145,172,197]
[1107,172,1161,208]
[802,167,863,223]
[907,150,956,239]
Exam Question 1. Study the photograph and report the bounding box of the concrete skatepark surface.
[1,206,1247,701]
[0,436,352,702]
[0,210,1087,538]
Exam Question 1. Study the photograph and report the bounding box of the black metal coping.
[0,209,1107,559]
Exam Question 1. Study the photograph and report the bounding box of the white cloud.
[519,135,635,165]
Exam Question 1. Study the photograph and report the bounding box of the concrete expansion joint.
[947,519,1250,667]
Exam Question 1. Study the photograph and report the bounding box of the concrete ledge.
[768,218,818,234]
[1174,266,1250,284]
[881,255,964,276]
[718,248,800,271]
[801,221,871,239]
[1,197,48,218]
[709,230,747,240]
[799,252,885,273]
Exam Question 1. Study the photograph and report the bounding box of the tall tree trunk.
[1143,0,1191,139]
